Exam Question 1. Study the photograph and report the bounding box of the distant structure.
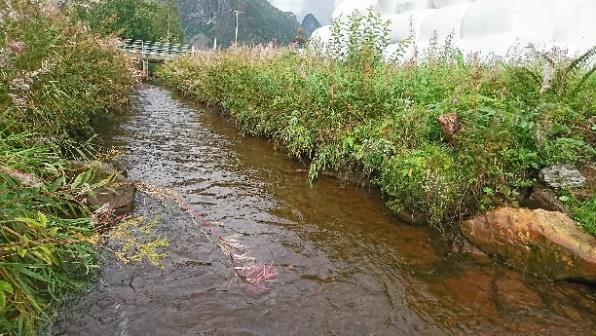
[313,0,596,57]
[301,13,321,37]
[119,39,193,76]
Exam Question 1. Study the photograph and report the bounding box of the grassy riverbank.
[158,41,595,235]
[1,1,133,334]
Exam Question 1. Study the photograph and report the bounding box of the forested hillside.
[176,0,300,48]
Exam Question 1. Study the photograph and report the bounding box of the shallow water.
[51,85,596,335]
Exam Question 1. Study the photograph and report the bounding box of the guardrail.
[119,39,194,60]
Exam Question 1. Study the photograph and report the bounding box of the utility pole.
[232,10,245,45]
[213,1,219,51]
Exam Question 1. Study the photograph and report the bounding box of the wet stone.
[461,207,596,282]
[87,183,136,215]
[524,186,568,213]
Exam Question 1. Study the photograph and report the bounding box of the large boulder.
[460,207,596,282]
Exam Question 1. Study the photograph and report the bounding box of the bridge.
[119,39,195,62]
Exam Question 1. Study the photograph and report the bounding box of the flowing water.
[51,85,596,335]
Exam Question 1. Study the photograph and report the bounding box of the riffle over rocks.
[460,207,596,282]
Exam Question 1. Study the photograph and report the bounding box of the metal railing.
[119,39,194,60]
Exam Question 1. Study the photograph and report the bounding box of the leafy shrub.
[571,197,596,235]
[378,145,466,230]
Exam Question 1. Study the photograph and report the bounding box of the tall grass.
[158,11,595,235]
[0,131,103,334]
[0,1,134,334]
[1,0,133,139]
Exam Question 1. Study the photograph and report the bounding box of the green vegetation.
[572,197,596,234]
[0,1,133,334]
[561,192,596,235]
[158,12,595,235]
[72,0,184,42]
[0,133,104,335]
[177,0,300,47]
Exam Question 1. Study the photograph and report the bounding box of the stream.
[50,85,596,335]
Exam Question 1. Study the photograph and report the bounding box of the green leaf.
[0,281,14,294]
[559,195,571,203]
[17,248,27,258]
[483,187,495,196]
[15,217,41,228]
[344,136,355,148]
[37,212,48,228]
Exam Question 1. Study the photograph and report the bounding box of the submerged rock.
[494,272,543,311]
[539,164,586,189]
[73,160,136,215]
[460,207,596,282]
[88,183,136,216]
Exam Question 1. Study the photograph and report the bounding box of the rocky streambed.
[50,85,596,335]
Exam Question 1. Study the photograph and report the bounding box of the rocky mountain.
[176,0,300,48]
[300,13,321,37]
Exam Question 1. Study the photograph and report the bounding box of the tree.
[73,0,184,42]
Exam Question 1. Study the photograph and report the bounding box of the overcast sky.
[268,0,334,24]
